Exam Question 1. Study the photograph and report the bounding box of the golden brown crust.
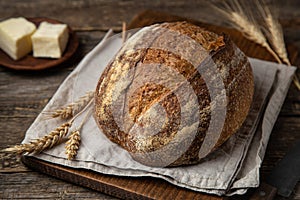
[94,21,254,167]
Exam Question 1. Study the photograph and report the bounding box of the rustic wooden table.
[0,1,299,199]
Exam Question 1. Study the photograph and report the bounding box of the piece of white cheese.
[0,17,36,60]
[31,22,69,58]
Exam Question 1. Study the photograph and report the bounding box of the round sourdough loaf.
[94,21,254,167]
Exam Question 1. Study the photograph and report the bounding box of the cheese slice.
[31,22,69,58]
[0,17,36,60]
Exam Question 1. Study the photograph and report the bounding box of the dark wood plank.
[22,156,225,200]
[0,170,117,199]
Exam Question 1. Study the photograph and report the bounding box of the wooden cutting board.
[21,10,298,200]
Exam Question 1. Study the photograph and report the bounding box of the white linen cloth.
[23,30,296,196]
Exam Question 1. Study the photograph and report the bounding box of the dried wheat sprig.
[255,0,300,90]
[265,15,290,65]
[264,9,300,90]
[212,0,281,63]
[44,91,94,120]
[1,96,94,156]
[65,130,81,160]
[65,101,93,160]
[212,0,300,90]
[255,0,290,65]
[1,121,73,155]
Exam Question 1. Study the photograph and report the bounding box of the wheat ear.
[212,0,281,63]
[265,15,290,65]
[65,99,93,160]
[264,8,300,90]
[255,0,289,65]
[44,91,94,120]
[213,0,300,90]
[2,121,72,155]
[256,0,300,90]
[65,130,81,160]
[2,96,94,156]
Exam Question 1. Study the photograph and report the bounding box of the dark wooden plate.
[0,17,79,70]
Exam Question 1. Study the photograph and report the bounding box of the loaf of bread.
[94,21,254,167]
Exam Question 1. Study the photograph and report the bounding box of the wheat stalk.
[212,0,281,63]
[2,96,94,157]
[2,121,72,155]
[212,0,300,90]
[44,91,94,120]
[266,15,300,90]
[255,0,289,64]
[265,15,290,65]
[65,130,81,160]
[64,100,93,160]
[255,0,300,90]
